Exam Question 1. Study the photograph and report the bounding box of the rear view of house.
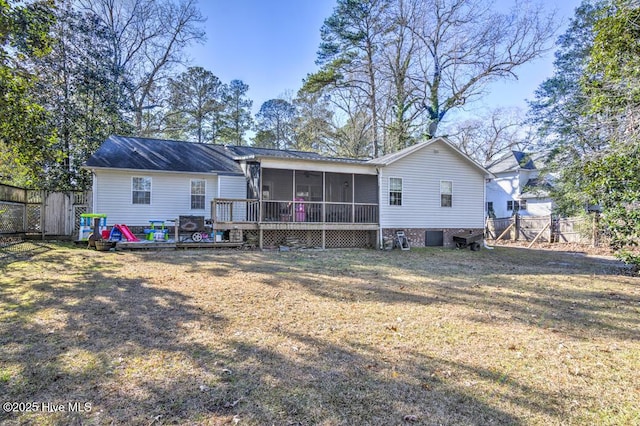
[84,135,492,248]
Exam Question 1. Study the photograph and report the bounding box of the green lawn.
[0,243,638,425]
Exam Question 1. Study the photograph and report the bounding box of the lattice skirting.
[0,202,25,233]
[325,230,375,248]
[263,230,322,248]
[262,229,376,249]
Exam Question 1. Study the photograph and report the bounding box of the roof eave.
[248,155,371,165]
[82,165,243,176]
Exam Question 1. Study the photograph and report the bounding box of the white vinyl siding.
[93,169,221,226]
[217,175,248,221]
[379,140,486,229]
[218,175,247,199]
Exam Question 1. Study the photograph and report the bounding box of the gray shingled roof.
[226,145,369,164]
[488,151,537,174]
[227,145,326,160]
[85,136,243,174]
[85,135,370,173]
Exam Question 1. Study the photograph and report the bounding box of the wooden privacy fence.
[486,215,596,245]
[0,183,91,239]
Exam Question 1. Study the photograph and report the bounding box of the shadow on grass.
[0,249,229,424]
[0,245,529,424]
[127,246,639,344]
[214,332,524,425]
[3,244,633,423]
[0,240,54,268]
[192,247,639,343]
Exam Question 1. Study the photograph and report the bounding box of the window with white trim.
[132,177,151,205]
[191,179,206,209]
[507,200,527,212]
[389,177,402,206]
[440,180,452,207]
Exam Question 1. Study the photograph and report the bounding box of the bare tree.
[307,0,557,157]
[328,89,375,158]
[445,107,534,167]
[79,0,205,134]
[408,0,558,137]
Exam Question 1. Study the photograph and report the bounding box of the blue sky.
[187,0,583,119]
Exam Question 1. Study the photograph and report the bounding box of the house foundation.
[382,228,484,248]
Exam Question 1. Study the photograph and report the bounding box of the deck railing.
[212,199,260,223]
[212,199,378,224]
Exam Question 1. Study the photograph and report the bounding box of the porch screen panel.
[325,173,353,202]
[294,171,322,201]
[262,169,293,200]
[354,175,377,203]
[261,169,293,222]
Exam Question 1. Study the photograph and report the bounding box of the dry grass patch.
[0,244,638,425]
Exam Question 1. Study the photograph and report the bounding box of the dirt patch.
[488,239,615,256]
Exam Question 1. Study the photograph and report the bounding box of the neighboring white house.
[84,135,492,248]
[485,151,553,218]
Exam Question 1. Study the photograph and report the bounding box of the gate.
[486,215,597,245]
[1,183,91,238]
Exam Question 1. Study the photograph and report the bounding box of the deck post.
[351,174,355,223]
[259,229,263,249]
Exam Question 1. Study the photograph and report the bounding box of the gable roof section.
[84,135,243,174]
[488,150,537,174]
[368,137,492,176]
[514,151,536,169]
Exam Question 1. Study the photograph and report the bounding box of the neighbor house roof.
[520,177,553,199]
[84,135,243,174]
[488,150,537,174]
[368,137,492,176]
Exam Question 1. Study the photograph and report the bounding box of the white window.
[507,200,527,212]
[389,177,402,206]
[132,177,151,205]
[191,179,206,209]
[440,180,452,207]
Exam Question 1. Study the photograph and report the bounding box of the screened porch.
[212,168,379,225]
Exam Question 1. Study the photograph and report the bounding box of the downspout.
[484,176,494,249]
[377,167,383,249]
[92,171,97,214]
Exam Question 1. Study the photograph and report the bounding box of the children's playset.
[79,213,232,249]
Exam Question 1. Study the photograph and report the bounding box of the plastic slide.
[114,224,140,242]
